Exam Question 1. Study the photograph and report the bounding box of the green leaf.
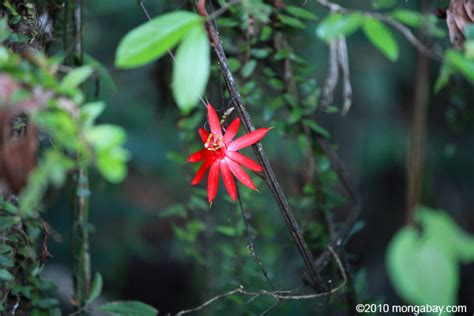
[86,273,103,305]
[96,147,129,183]
[85,125,127,151]
[241,60,257,78]
[0,269,13,281]
[159,204,186,219]
[387,226,458,305]
[371,0,396,9]
[445,49,474,83]
[80,101,105,129]
[215,225,238,237]
[434,61,454,93]
[302,119,331,138]
[0,216,21,231]
[172,24,210,114]
[60,66,93,90]
[280,15,306,29]
[416,207,474,262]
[391,9,422,27]
[84,54,117,92]
[363,18,399,61]
[316,13,364,40]
[285,5,317,20]
[115,11,202,68]
[99,301,158,316]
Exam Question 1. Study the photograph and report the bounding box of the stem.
[196,0,325,291]
[72,167,91,313]
[406,1,430,223]
[65,0,91,312]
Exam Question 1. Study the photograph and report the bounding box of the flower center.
[204,133,224,151]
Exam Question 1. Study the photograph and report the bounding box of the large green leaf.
[363,18,399,61]
[171,24,210,114]
[316,13,364,40]
[386,226,458,305]
[99,301,158,316]
[115,11,202,68]
[386,207,474,306]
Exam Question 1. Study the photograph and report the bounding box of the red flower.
[187,103,270,205]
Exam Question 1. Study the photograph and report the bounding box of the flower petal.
[220,160,237,201]
[187,149,207,163]
[191,158,214,185]
[207,103,222,137]
[198,128,209,143]
[226,151,263,172]
[226,158,256,191]
[228,128,270,151]
[207,162,220,205]
[223,117,240,145]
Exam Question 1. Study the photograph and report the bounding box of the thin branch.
[315,0,442,62]
[174,246,346,315]
[237,187,275,290]
[196,0,325,292]
[337,37,352,115]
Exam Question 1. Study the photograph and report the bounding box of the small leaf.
[363,18,399,61]
[86,272,103,305]
[115,11,202,68]
[371,0,396,9]
[0,269,13,281]
[172,24,210,114]
[0,216,21,231]
[99,301,158,316]
[316,13,364,40]
[445,49,474,83]
[285,5,317,20]
[434,61,454,93]
[302,119,331,138]
[60,66,93,90]
[241,60,257,78]
[280,15,306,29]
[80,101,105,129]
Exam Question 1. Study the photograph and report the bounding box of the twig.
[237,187,275,290]
[337,37,352,115]
[315,0,442,62]
[174,246,346,315]
[196,0,325,292]
[321,38,339,110]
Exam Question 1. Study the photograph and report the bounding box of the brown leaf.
[447,0,474,48]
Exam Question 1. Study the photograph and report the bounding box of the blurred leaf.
[0,269,13,281]
[285,5,317,20]
[416,207,474,262]
[434,61,454,93]
[99,301,158,316]
[115,11,202,68]
[391,9,422,27]
[80,101,105,129]
[363,18,399,61]
[316,13,364,40]
[387,226,458,305]
[0,216,20,230]
[216,225,238,237]
[302,119,330,138]
[371,0,396,9]
[159,204,186,219]
[86,273,103,305]
[445,49,474,83]
[60,66,93,90]
[280,15,306,29]
[241,60,257,78]
[84,54,117,92]
[172,24,210,114]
